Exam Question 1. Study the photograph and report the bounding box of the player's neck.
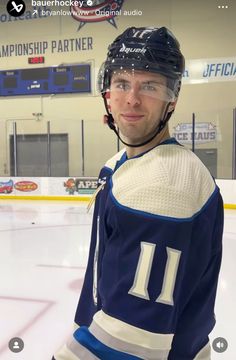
[126,126,170,159]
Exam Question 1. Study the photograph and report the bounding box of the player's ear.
[103,115,109,124]
[168,100,177,113]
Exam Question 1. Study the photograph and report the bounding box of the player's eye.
[115,81,130,91]
[141,83,162,92]
[111,78,131,91]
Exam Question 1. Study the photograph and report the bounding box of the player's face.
[109,69,175,145]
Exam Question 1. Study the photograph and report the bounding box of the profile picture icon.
[13,341,20,349]
[6,0,26,17]
[8,337,24,353]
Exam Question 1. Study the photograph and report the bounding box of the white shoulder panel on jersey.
[111,144,216,219]
[104,148,126,172]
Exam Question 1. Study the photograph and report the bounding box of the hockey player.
[53,26,224,360]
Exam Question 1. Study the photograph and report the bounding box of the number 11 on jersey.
[128,242,182,306]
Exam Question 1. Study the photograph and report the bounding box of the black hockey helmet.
[98,26,185,97]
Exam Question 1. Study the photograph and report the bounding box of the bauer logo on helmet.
[119,43,147,54]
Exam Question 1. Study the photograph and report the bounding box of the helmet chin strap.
[102,93,172,148]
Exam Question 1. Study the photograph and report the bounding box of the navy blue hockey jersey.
[54,138,223,360]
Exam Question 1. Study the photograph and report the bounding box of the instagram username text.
[31,1,92,6]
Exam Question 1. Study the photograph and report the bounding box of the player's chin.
[121,131,148,144]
